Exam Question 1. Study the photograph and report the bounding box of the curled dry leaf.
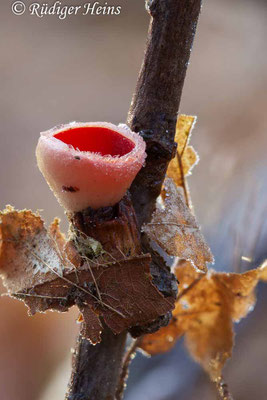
[0,206,73,293]
[14,255,175,337]
[0,207,175,344]
[78,305,103,345]
[140,260,267,382]
[12,254,175,344]
[143,178,213,271]
[166,114,198,203]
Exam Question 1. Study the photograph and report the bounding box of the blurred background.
[0,0,267,399]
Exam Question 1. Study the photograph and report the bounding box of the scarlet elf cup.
[36,122,146,212]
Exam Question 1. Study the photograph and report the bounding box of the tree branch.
[65,197,141,400]
[66,0,202,399]
[128,0,202,226]
[66,325,127,400]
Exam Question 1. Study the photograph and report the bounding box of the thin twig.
[116,338,141,400]
[82,256,103,304]
[29,249,126,318]
[176,275,204,301]
[176,151,190,207]
[215,376,234,400]
[13,292,67,301]
[115,246,127,260]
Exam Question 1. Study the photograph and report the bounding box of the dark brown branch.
[128,0,202,226]
[67,325,127,400]
[116,338,140,400]
[123,0,202,394]
[65,197,141,400]
[67,0,202,399]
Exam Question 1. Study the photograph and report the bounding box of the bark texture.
[67,327,127,400]
[66,198,141,400]
[128,0,202,226]
[66,0,202,398]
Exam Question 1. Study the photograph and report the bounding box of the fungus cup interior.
[54,127,135,157]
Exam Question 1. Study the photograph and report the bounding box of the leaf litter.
[140,259,267,383]
[140,114,267,399]
[143,178,213,272]
[0,207,175,344]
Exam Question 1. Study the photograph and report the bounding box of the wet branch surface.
[66,0,202,399]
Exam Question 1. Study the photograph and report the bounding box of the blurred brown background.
[0,0,267,399]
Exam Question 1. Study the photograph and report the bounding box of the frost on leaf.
[78,305,103,345]
[166,114,199,188]
[0,207,72,293]
[143,178,213,271]
[0,207,175,345]
[140,260,267,382]
[16,255,175,339]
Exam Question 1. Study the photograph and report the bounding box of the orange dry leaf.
[0,207,175,344]
[167,114,198,188]
[143,178,213,271]
[140,260,267,382]
[0,206,73,293]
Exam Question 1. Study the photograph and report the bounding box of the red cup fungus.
[36,122,146,211]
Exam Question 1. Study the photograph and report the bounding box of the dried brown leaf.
[140,260,267,381]
[167,114,199,188]
[143,178,213,271]
[0,207,175,341]
[15,255,175,335]
[78,305,103,345]
[0,206,73,293]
